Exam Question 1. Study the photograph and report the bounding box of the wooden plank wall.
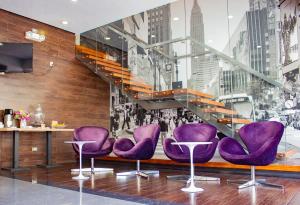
[0,9,110,168]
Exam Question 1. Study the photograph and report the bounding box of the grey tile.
[0,176,144,205]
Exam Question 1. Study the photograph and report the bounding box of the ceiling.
[0,0,175,34]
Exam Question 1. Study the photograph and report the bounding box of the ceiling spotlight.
[208,40,213,44]
[151,34,156,38]
[257,45,262,48]
[105,37,111,40]
[228,15,234,19]
[71,0,78,2]
[61,20,68,25]
[173,17,180,21]
[194,56,199,59]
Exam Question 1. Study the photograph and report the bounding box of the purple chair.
[72,126,115,174]
[219,121,284,189]
[163,123,219,181]
[113,124,160,177]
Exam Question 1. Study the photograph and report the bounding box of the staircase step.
[124,86,153,94]
[153,90,175,97]
[76,45,106,58]
[190,98,225,107]
[116,79,153,90]
[217,118,251,124]
[133,93,153,99]
[202,107,238,115]
[111,73,133,79]
[101,67,132,76]
[173,89,214,99]
[86,55,121,67]
[136,89,214,100]
[111,73,146,83]
[96,61,129,72]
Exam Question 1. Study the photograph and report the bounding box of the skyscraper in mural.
[190,0,219,91]
[148,4,172,54]
[190,0,205,57]
[147,4,173,89]
[221,0,279,95]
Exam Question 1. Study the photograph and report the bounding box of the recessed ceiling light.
[105,37,111,40]
[173,17,180,21]
[208,40,213,44]
[151,34,156,38]
[194,56,199,59]
[61,20,68,25]
[71,0,77,2]
[257,45,262,48]
[228,15,234,19]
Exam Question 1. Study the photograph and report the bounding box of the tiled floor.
[0,176,143,205]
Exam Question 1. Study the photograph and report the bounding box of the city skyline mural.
[80,0,300,161]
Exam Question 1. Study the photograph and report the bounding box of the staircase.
[75,31,300,159]
[75,44,251,138]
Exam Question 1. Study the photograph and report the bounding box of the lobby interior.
[0,0,300,204]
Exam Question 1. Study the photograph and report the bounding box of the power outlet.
[32,147,38,152]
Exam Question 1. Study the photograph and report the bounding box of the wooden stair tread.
[189,98,225,107]
[276,149,299,160]
[101,67,132,76]
[111,73,134,80]
[86,55,121,67]
[153,90,175,97]
[112,73,145,83]
[117,79,153,90]
[202,107,237,115]
[76,45,106,58]
[217,118,251,124]
[173,88,214,99]
[125,86,153,94]
[96,61,129,72]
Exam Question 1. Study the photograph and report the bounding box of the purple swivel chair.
[72,126,115,174]
[113,124,160,177]
[219,121,284,189]
[163,123,219,181]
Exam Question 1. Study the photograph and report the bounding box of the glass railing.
[76,0,300,164]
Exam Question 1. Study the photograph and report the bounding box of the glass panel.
[227,0,300,164]
[75,0,300,166]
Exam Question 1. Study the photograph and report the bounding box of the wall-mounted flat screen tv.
[0,42,33,73]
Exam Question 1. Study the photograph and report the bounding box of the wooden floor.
[1,161,300,205]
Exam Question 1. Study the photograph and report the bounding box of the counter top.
[0,127,74,132]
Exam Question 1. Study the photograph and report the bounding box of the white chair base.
[237,179,283,189]
[116,160,159,178]
[228,166,284,189]
[167,175,220,182]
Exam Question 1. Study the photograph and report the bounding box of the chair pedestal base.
[167,175,220,182]
[228,166,284,190]
[117,170,159,178]
[238,179,284,189]
[116,160,159,178]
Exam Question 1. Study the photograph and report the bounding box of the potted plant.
[14,110,31,128]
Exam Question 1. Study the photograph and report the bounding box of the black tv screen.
[0,42,33,73]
